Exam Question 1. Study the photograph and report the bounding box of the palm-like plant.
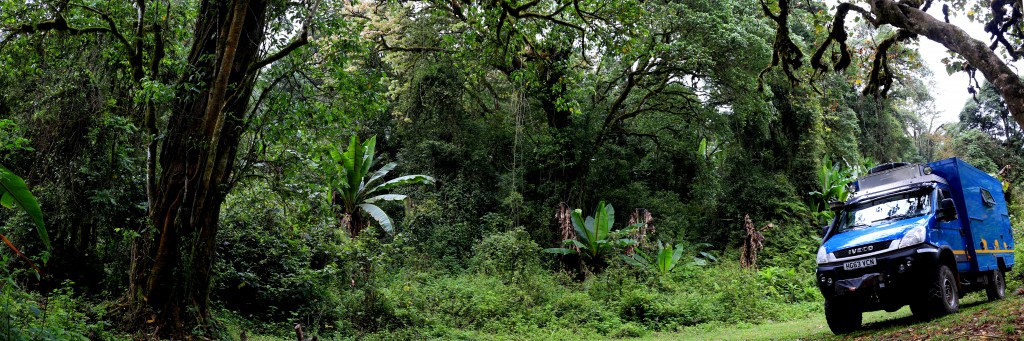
[327,136,433,238]
[622,241,717,275]
[808,156,855,223]
[545,201,637,263]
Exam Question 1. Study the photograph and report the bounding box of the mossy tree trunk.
[125,0,269,336]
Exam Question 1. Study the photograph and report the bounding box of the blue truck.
[816,158,1015,334]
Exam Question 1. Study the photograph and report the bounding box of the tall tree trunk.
[125,0,268,336]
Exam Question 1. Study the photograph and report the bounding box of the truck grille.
[834,240,894,259]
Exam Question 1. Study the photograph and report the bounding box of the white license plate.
[843,258,877,270]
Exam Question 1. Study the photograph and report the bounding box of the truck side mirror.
[939,198,956,220]
[821,225,830,237]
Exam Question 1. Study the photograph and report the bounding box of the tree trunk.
[869,0,1024,128]
[125,0,268,336]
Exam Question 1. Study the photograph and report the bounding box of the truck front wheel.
[914,264,959,319]
[824,297,862,334]
[986,269,1006,301]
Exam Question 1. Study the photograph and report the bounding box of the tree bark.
[868,0,1024,128]
[125,0,269,336]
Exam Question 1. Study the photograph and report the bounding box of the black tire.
[986,269,1006,301]
[921,265,959,318]
[824,297,862,334]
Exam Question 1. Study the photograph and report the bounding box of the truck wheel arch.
[938,247,959,287]
[997,257,1009,272]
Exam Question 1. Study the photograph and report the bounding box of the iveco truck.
[816,158,1015,334]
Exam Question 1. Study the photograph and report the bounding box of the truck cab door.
[936,188,970,272]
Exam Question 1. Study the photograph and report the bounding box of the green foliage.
[948,128,1002,174]
[470,228,542,284]
[0,279,118,340]
[326,135,434,236]
[622,241,717,275]
[214,188,344,324]
[0,164,49,252]
[605,260,819,330]
[0,0,969,336]
[0,120,31,155]
[544,201,638,266]
[758,267,820,304]
[807,156,856,224]
[354,269,627,339]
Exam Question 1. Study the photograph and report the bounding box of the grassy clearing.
[649,290,1022,341]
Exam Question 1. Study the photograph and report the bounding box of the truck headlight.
[898,225,926,248]
[816,246,828,264]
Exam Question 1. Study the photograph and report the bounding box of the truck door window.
[835,191,932,234]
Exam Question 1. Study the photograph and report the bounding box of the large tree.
[2,0,311,336]
[761,0,1024,128]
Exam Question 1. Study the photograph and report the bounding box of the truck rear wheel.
[986,269,1006,301]
[916,264,959,318]
[824,297,862,334]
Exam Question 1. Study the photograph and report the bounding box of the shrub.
[758,266,818,303]
[0,280,116,340]
[470,228,542,283]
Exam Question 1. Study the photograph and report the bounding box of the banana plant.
[0,164,50,273]
[327,135,434,238]
[622,241,716,275]
[544,201,638,263]
[808,156,856,223]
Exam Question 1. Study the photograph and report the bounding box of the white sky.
[914,12,990,125]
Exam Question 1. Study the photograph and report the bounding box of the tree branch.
[74,4,135,57]
[863,29,916,96]
[870,0,1024,128]
[758,0,804,90]
[250,28,308,72]
[377,36,447,53]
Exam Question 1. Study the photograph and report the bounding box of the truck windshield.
[835,190,932,234]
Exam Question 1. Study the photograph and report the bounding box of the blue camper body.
[815,158,1015,334]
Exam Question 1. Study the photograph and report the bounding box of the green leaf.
[365,162,397,189]
[583,215,597,242]
[329,148,342,162]
[0,192,13,208]
[671,244,685,268]
[622,254,647,267]
[657,244,673,273]
[0,164,49,251]
[343,136,361,201]
[369,174,435,195]
[599,201,614,240]
[358,203,395,234]
[544,247,576,255]
[615,238,637,246]
[570,209,590,245]
[364,194,407,203]
[565,239,588,250]
[360,136,377,176]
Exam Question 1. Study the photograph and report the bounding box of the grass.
[645,290,1022,340]
[212,288,1023,341]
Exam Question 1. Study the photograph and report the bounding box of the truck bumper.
[816,244,941,310]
